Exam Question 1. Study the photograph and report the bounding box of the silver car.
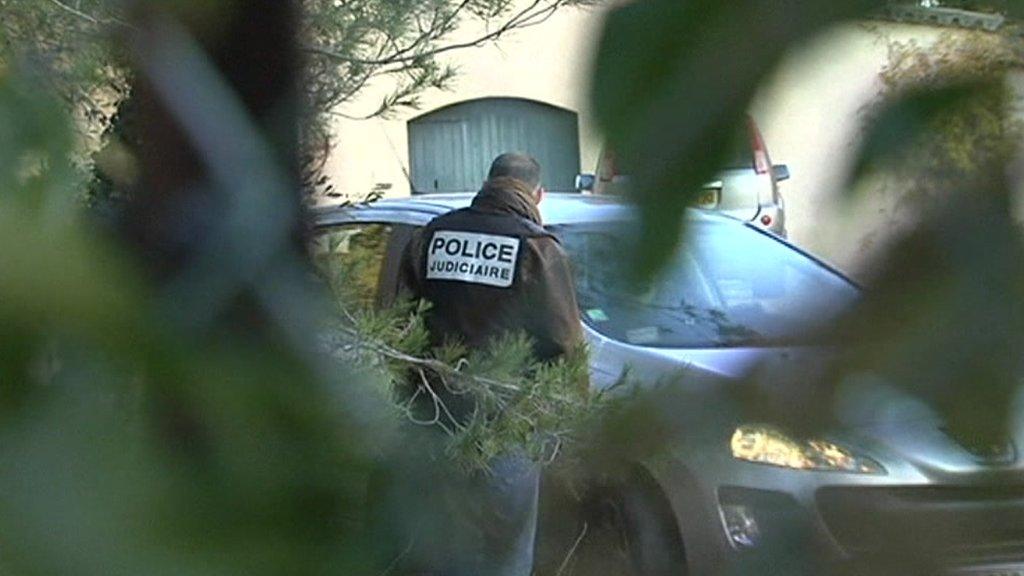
[575,115,790,237]
[312,193,1023,576]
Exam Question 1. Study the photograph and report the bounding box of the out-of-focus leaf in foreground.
[0,62,78,220]
[0,15,383,574]
[590,0,883,279]
[0,65,147,381]
[842,193,1024,442]
[835,31,1024,442]
[584,11,1024,571]
[848,80,998,186]
[732,30,1024,445]
[852,32,1022,201]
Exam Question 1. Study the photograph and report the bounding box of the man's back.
[385,153,585,576]
[399,176,582,363]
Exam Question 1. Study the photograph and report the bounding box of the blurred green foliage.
[591,0,887,279]
[586,3,1024,570]
[0,13,382,576]
[0,0,126,140]
[1,0,598,202]
[861,31,1023,212]
[3,0,1024,574]
[829,28,1024,443]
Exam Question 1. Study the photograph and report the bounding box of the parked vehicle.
[575,115,791,236]
[312,193,1023,576]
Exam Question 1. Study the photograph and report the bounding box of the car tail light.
[748,117,770,175]
[761,214,772,227]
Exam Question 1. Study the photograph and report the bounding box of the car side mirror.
[575,173,596,192]
[773,164,791,182]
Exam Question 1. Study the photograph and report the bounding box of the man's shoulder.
[425,206,469,224]
[518,218,554,240]
[426,207,554,240]
[522,233,568,263]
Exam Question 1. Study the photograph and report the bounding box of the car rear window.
[722,130,755,169]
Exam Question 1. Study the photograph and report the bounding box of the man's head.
[487,152,544,204]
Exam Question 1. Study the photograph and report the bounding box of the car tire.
[611,470,689,576]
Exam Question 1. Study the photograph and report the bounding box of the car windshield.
[556,220,858,348]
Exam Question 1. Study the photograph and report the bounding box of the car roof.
[310,192,860,288]
[312,192,727,227]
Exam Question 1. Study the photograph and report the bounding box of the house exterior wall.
[322,4,608,202]
[751,23,948,273]
[323,5,1002,273]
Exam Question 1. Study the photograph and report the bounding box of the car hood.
[611,344,1024,478]
[832,378,1024,479]
[609,344,827,383]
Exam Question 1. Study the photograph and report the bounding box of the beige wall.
[324,9,997,274]
[752,22,947,273]
[323,4,608,201]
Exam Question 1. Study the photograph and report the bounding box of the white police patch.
[426,230,520,288]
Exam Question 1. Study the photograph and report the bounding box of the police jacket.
[398,177,584,365]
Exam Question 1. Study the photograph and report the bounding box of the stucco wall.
[752,22,947,272]
[322,4,608,202]
[323,7,998,274]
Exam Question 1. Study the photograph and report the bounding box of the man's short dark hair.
[487,153,542,190]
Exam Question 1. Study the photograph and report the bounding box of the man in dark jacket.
[387,153,584,576]
[398,152,583,363]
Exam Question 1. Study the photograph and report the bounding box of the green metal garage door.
[408,98,580,194]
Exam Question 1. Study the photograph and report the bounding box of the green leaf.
[850,79,1004,191]
[590,0,885,278]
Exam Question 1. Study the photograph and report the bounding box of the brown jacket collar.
[471,177,543,225]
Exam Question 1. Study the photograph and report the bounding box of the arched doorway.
[408,98,580,194]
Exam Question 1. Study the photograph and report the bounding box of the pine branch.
[46,0,135,30]
[329,320,525,395]
[303,0,554,67]
[318,299,596,471]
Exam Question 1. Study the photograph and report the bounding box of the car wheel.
[610,470,689,576]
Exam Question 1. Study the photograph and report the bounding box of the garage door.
[408,98,580,194]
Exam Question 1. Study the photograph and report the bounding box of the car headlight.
[730,425,886,475]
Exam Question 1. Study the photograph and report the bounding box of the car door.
[551,225,638,390]
[310,221,417,309]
